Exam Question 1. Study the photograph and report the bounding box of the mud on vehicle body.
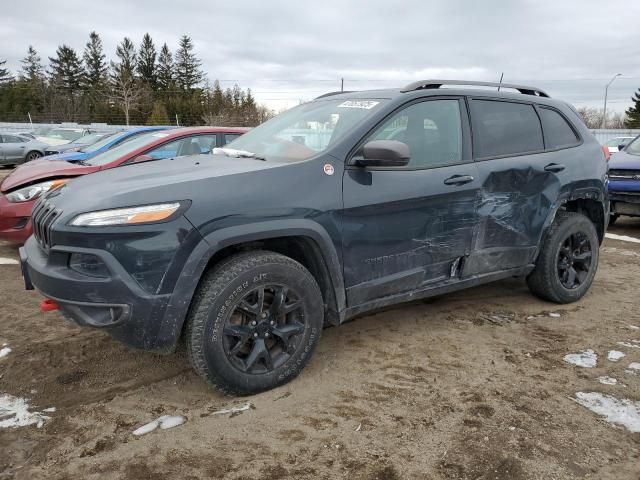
[21,80,609,394]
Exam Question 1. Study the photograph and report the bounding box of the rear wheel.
[527,211,599,304]
[185,251,323,395]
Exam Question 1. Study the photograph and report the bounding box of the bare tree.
[109,72,144,125]
[576,106,629,129]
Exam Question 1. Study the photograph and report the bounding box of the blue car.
[45,126,173,163]
[608,134,640,224]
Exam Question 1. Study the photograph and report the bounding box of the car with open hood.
[0,126,247,244]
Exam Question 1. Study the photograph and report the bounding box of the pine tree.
[157,43,174,91]
[625,88,640,128]
[0,59,14,85]
[137,33,157,88]
[174,35,203,91]
[20,46,44,81]
[48,45,84,92]
[83,32,108,90]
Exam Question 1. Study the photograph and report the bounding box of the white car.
[36,127,94,146]
[605,136,636,153]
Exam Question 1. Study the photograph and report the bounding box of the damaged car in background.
[21,80,609,395]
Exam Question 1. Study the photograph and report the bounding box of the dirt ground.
[1,168,639,479]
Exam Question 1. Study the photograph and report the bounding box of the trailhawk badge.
[323,164,335,176]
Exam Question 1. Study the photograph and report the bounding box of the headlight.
[5,179,68,203]
[69,202,182,227]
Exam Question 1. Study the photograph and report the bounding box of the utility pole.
[341,78,344,92]
[497,72,504,91]
[602,73,622,129]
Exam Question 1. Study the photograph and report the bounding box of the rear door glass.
[470,100,543,158]
[538,107,579,149]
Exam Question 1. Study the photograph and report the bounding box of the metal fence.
[589,129,640,144]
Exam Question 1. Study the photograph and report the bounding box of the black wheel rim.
[222,285,306,374]
[557,232,593,289]
[27,152,40,161]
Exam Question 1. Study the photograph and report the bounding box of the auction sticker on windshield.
[338,100,380,109]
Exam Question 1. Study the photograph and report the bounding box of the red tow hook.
[40,299,59,312]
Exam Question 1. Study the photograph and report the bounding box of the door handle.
[19,146,25,149]
[443,174,474,186]
[544,163,565,173]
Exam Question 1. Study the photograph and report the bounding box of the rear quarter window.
[538,107,580,149]
[470,99,543,158]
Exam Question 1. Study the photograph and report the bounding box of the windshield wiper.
[212,147,266,161]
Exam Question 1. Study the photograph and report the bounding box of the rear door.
[342,97,479,306]
[464,98,574,275]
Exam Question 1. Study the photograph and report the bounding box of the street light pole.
[602,73,622,129]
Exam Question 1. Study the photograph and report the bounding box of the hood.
[0,159,97,192]
[49,154,284,214]
[36,136,71,146]
[45,151,88,162]
[609,151,640,170]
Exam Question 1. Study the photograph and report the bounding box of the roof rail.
[400,79,550,98]
[315,91,353,99]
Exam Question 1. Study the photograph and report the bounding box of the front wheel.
[185,251,324,395]
[527,211,599,304]
[25,151,42,162]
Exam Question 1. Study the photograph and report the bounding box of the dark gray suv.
[21,80,609,394]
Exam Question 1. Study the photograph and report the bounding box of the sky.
[1,0,639,113]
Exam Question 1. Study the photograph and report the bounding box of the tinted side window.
[368,99,463,168]
[470,100,543,158]
[224,133,242,146]
[2,134,25,143]
[539,107,579,149]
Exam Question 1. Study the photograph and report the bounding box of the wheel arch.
[155,220,345,351]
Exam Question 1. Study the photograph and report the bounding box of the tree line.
[0,32,273,127]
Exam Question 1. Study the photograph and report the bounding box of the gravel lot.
[1,168,639,479]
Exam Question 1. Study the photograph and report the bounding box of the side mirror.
[355,140,410,167]
[132,154,153,163]
[618,144,626,152]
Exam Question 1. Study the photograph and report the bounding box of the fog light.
[69,253,110,278]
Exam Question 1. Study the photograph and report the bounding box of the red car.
[0,127,247,244]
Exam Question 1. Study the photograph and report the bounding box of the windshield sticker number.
[337,100,380,110]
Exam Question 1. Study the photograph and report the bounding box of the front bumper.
[609,190,640,217]
[21,236,175,351]
[0,194,34,244]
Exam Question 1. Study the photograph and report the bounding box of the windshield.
[80,131,129,153]
[625,136,640,156]
[71,132,110,145]
[85,131,170,166]
[46,129,83,141]
[226,98,388,162]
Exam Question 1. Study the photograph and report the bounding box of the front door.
[1,134,26,163]
[342,98,479,306]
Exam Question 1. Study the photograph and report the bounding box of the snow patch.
[597,376,618,385]
[605,233,640,244]
[0,258,18,265]
[549,312,561,318]
[607,350,626,362]
[564,349,597,368]
[0,347,11,358]
[628,325,640,331]
[0,394,52,429]
[132,415,186,436]
[628,362,640,371]
[617,342,640,349]
[574,392,640,433]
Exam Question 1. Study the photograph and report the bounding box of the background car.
[0,126,247,244]
[44,126,173,163]
[0,132,49,166]
[604,136,636,153]
[44,131,117,156]
[36,127,94,146]
[607,135,640,224]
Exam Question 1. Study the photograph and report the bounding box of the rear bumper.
[20,236,175,352]
[0,194,34,244]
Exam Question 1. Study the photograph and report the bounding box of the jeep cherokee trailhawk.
[21,80,609,394]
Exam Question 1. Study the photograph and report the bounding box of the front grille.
[609,169,640,180]
[31,200,61,249]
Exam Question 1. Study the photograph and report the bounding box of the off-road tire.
[185,250,323,395]
[527,211,599,303]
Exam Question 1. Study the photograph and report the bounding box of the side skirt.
[340,264,535,321]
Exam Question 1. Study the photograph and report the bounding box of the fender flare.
[154,219,345,350]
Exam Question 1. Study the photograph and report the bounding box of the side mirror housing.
[132,154,153,163]
[618,144,626,152]
[355,140,410,167]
